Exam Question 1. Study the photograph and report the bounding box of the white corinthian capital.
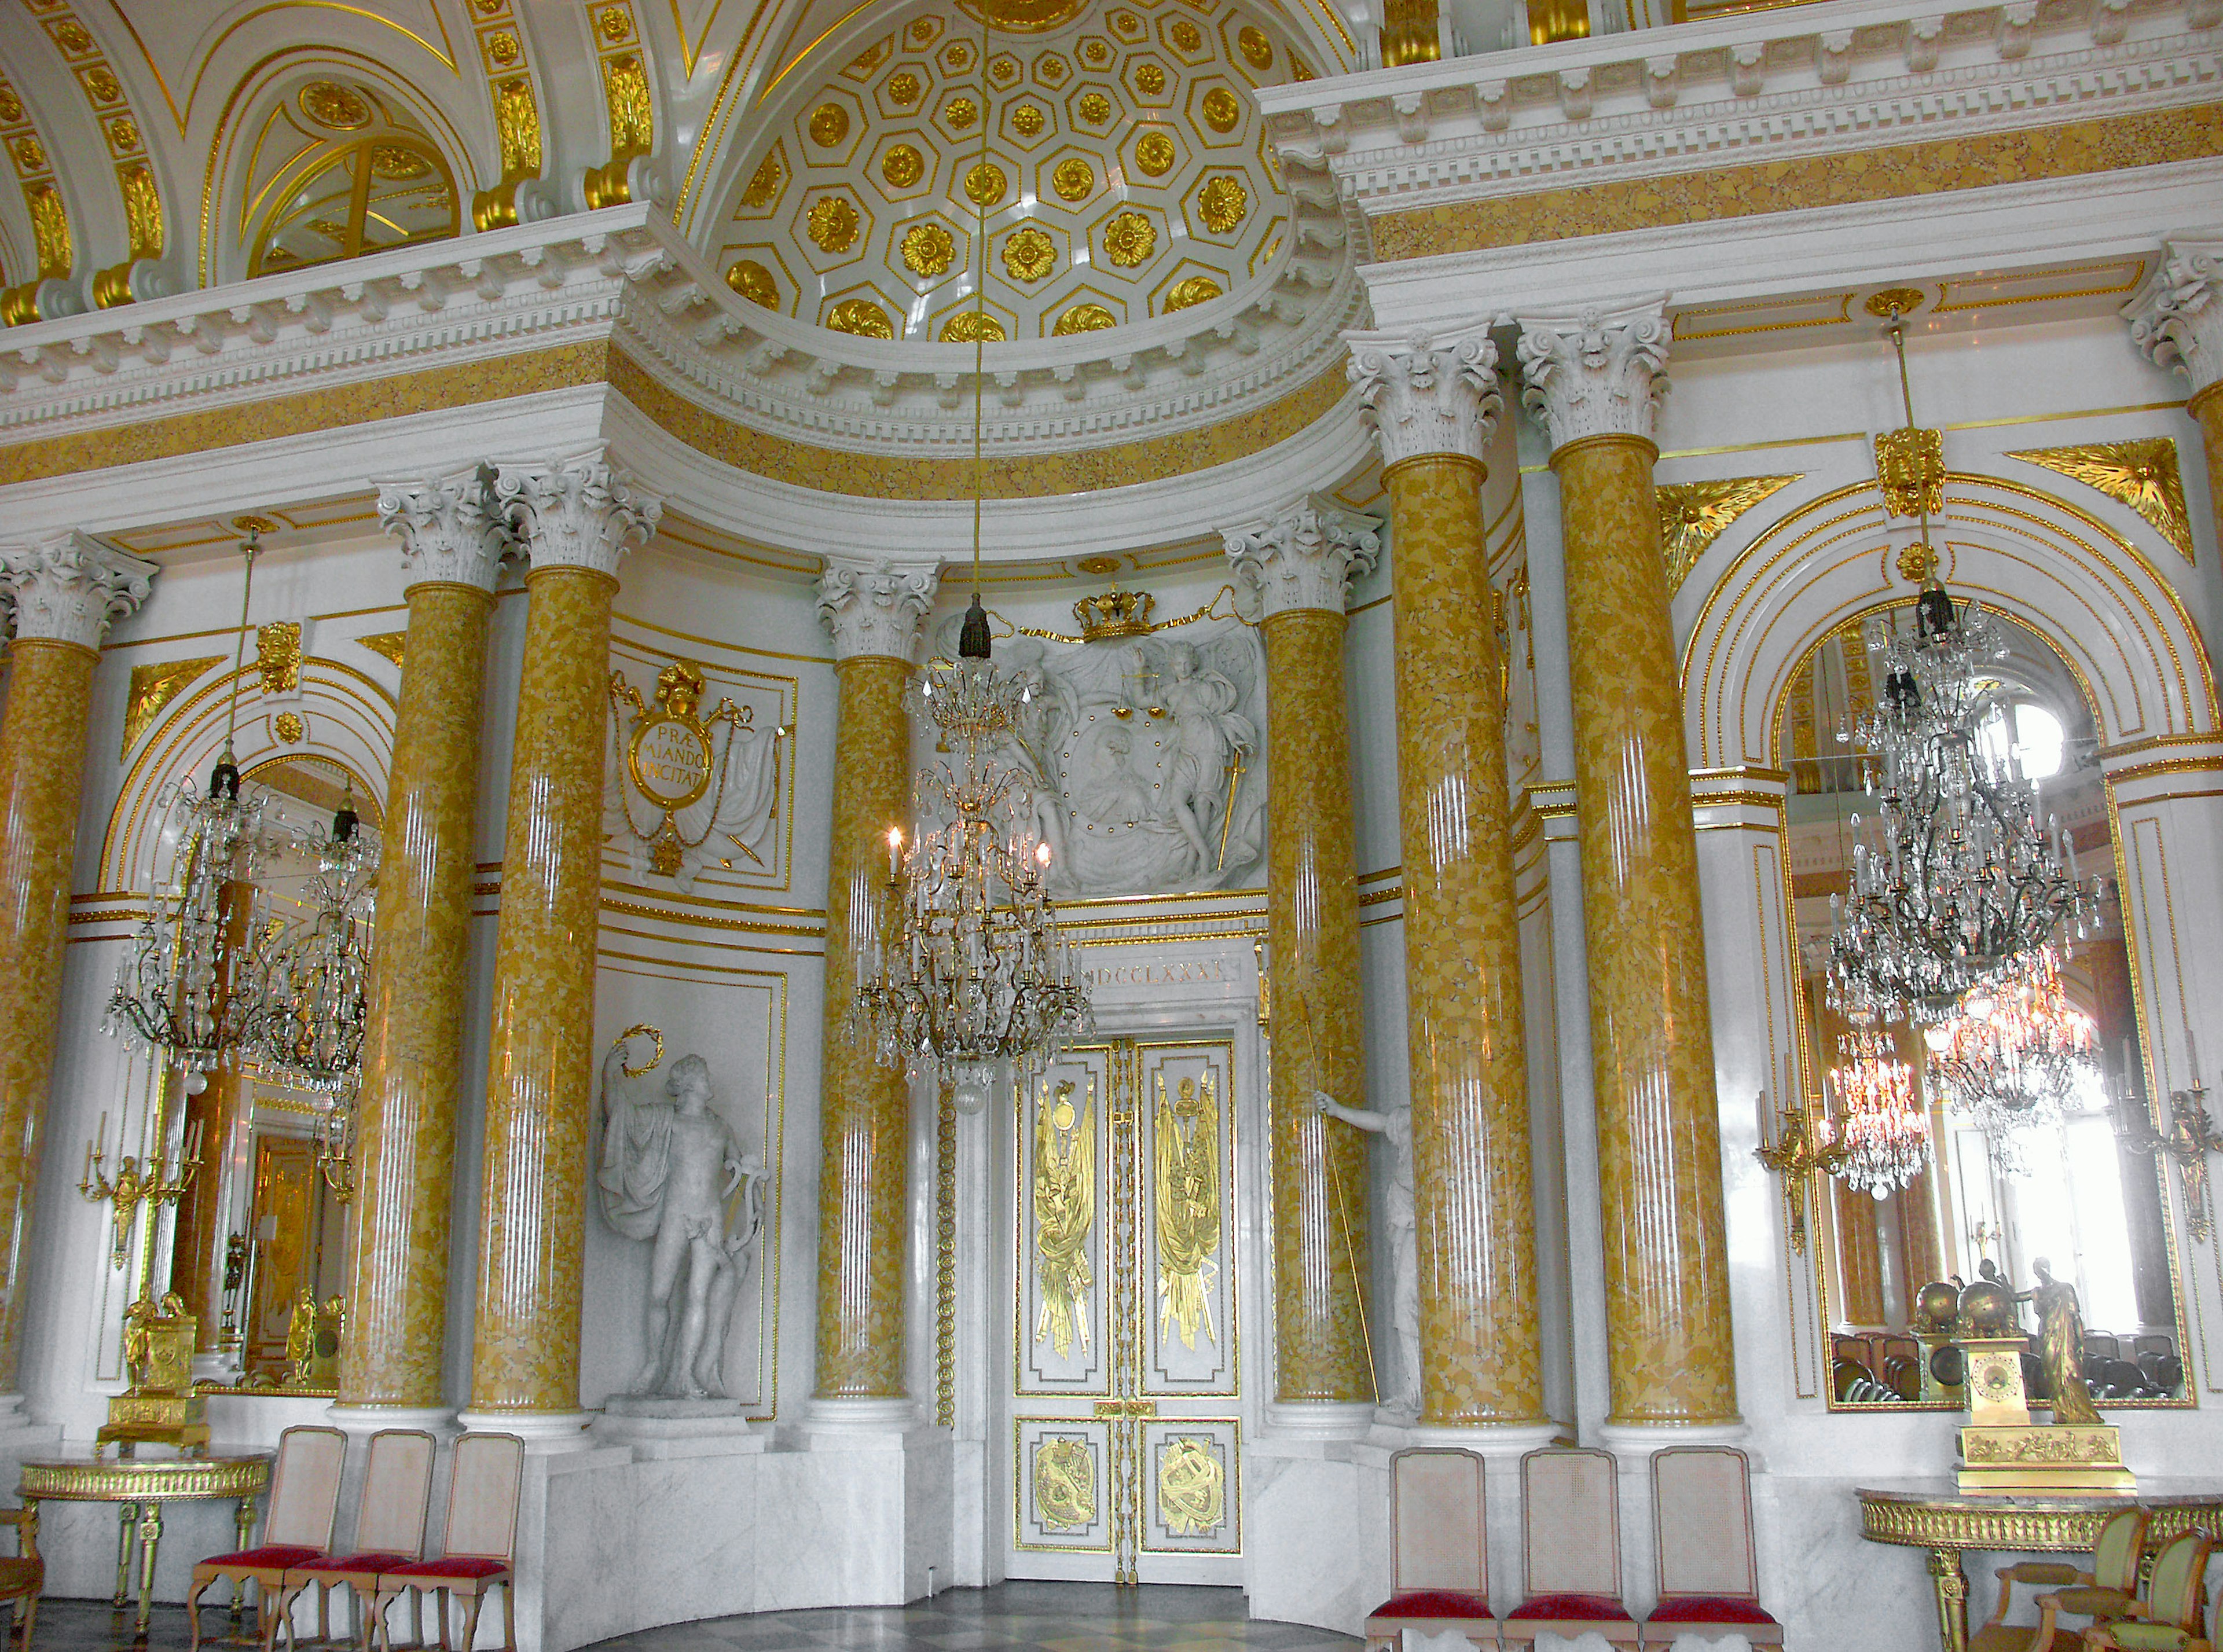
[1222,495,1383,619]
[500,448,662,579]
[1516,298,1672,453]
[1344,325,1504,472]
[816,555,940,663]
[375,461,516,593]
[1,530,155,650]
[2124,237,2223,402]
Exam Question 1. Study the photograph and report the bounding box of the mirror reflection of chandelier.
[1827,1027,1931,1199]
[1923,944,2098,1173]
[105,539,271,1074]
[846,0,1093,1117]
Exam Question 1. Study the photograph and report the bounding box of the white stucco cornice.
[1257,0,2222,223]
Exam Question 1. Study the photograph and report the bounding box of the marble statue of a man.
[1312,1088,1419,1415]
[596,1045,769,1400]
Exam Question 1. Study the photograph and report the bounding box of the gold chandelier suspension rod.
[970,0,991,611]
[217,531,260,785]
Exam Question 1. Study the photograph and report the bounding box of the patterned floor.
[21,1583,1358,1651]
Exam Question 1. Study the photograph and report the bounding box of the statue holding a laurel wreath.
[1312,1086,1419,1415]
[595,1026,770,1400]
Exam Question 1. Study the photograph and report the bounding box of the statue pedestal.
[595,1396,765,1458]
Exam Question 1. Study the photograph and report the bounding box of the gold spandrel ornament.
[353,630,406,671]
[1035,1078,1096,1359]
[1003,224,1057,282]
[1196,176,1247,233]
[122,656,221,760]
[255,621,301,694]
[881,144,924,188]
[903,221,956,276]
[1154,1071,1221,1351]
[1105,211,1155,267]
[1655,475,1802,593]
[1876,425,1945,520]
[2006,438,2196,563]
[1158,1436,1224,1535]
[1035,1436,1096,1530]
[807,196,861,254]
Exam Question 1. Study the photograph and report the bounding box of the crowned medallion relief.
[935,588,1267,900]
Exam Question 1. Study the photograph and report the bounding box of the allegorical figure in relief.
[1313,1088,1420,1415]
[2024,1257,2104,1426]
[596,1038,770,1400]
[1157,642,1256,876]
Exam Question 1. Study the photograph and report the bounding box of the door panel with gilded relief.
[1008,1037,1241,1584]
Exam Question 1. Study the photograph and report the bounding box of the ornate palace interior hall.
[0,0,2219,1650]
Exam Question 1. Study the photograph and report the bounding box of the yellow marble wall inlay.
[344,581,494,1410]
[0,638,96,1390]
[1550,433,1737,1427]
[815,655,914,1399]
[1260,608,1370,1403]
[1371,102,2223,261]
[1385,455,1545,1427]
[469,566,617,1414]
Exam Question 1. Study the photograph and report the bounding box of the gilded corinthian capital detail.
[499,449,662,579]
[1516,299,1672,453]
[1221,495,1383,618]
[2125,238,2223,399]
[816,556,940,663]
[1344,325,1503,471]
[0,531,155,650]
[375,464,518,593]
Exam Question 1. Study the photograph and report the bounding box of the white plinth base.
[595,1398,765,1458]
[455,1408,596,1452]
[1595,1419,1752,1459]
[1406,1420,1564,1458]
[325,1403,459,1437]
[804,1397,919,1440]
[1265,1400,1377,1442]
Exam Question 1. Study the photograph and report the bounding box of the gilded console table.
[1858,1483,2223,1652]
[16,1450,272,1640]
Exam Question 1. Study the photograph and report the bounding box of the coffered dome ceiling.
[714,0,1313,341]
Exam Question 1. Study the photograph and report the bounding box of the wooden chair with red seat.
[370,1433,524,1652]
[2086,1530,2215,1652]
[0,1507,41,1649]
[1973,1506,2149,1652]
[1501,1447,1638,1651]
[1639,1447,1781,1649]
[189,1425,349,1652]
[271,1429,438,1652]
[1362,1448,1498,1651]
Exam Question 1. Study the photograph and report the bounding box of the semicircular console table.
[1859,1484,2223,1652]
[16,1450,273,1642]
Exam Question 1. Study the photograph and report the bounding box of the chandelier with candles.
[1923,943,2097,1173]
[846,3,1093,1114]
[1828,1027,1932,1199]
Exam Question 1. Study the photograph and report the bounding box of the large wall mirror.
[1778,603,2189,1412]
[170,755,374,1393]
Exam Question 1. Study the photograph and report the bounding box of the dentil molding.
[2125,234,2223,399]
[500,448,662,580]
[0,530,155,649]
[375,463,518,594]
[1223,494,1384,618]
[1516,300,1672,451]
[1344,325,1504,470]
[816,557,940,664]
[1257,0,2222,216]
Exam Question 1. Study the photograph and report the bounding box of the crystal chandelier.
[1826,1027,1931,1199]
[1824,303,2102,1026]
[847,5,1093,1115]
[105,537,270,1073]
[1923,943,2097,1173]
[228,779,380,1095]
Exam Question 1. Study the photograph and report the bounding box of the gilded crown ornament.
[1073,585,1155,640]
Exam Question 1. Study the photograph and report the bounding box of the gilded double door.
[1007,1037,1242,1584]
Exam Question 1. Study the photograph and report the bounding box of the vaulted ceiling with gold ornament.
[713,0,1312,342]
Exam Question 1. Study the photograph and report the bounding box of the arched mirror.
[1778,603,2189,1411]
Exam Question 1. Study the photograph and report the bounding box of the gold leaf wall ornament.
[944,96,979,130]
[1196,176,1247,233]
[1200,87,1241,131]
[1003,225,1058,283]
[1133,131,1176,177]
[26,183,68,277]
[255,622,303,695]
[1874,426,1944,520]
[742,144,787,209]
[1656,475,1803,593]
[827,297,894,338]
[964,160,1007,205]
[1238,26,1274,68]
[880,144,923,189]
[1012,102,1046,137]
[1033,1080,1095,1359]
[1153,1071,1220,1352]
[806,196,861,253]
[886,72,922,108]
[353,632,407,671]
[725,259,777,307]
[1077,91,1112,124]
[808,102,850,147]
[121,657,224,760]
[1035,54,1069,85]
[491,77,543,180]
[582,12,652,211]
[1162,274,1221,311]
[1034,1436,1096,1530]
[2006,439,2196,563]
[1169,19,1203,50]
[1104,211,1156,268]
[1158,1437,1225,1535]
[940,311,1005,342]
[1134,62,1166,94]
[1054,302,1117,335]
[901,221,955,277]
[1052,158,1094,202]
[604,53,653,154]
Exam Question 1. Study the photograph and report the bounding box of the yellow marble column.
[0,534,153,1396]
[1344,331,1547,1427]
[2125,238,2223,559]
[1226,499,1380,1407]
[812,558,936,1405]
[1517,303,1737,1427]
[338,472,511,1418]
[463,455,658,1434]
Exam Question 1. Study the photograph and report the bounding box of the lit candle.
[888,827,903,880]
